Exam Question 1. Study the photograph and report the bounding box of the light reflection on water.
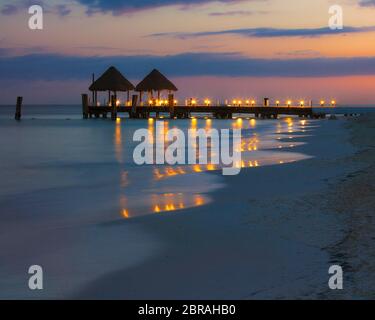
[115,116,315,219]
[120,193,206,219]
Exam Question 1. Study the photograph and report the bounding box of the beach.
[75,118,359,299]
[323,115,375,299]
[0,111,374,299]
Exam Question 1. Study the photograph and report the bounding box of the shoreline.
[74,117,363,299]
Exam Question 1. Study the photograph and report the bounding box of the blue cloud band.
[2,52,375,80]
[151,26,375,38]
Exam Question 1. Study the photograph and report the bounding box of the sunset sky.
[1,0,375,104]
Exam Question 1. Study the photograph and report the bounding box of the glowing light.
[320,100,325,106]
[287,100,292,107]
[331,100,336,106]
[207,164,216,171]
[116,117,121,123]
[205,118,212,129]
[122,209,129,219]
[165,204,176,211]
[177,167,186,175]
[251,100,256,106]
[194,195,205,206]
[276,100,280,106]
[204,99,211,106]
[300,100,305,107]
[166,167,178,176]
[193,165,202,172]
[116,99,120,107]
[285,117,293,127]
[154,169,164,180]
[191,117,197,129]
[191,99,197,106]
[148,100,153,105]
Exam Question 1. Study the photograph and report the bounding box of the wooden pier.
[82,95,326,120]
[87,105,325,119]
[7,94,326,122]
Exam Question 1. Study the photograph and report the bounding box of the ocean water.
[0,105,316,220]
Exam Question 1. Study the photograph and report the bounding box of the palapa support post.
[15,96,23,121]
[168,94,175,119]
[263,98,270,107]
[81,94,89,119]
[91,74,95,105]
[131,94,138,118]
[111,95,117,121]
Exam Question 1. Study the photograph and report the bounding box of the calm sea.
[0,104,363,219]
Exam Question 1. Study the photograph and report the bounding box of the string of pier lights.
[183,99,337,107]
[230,99,337,107]
[113,98,337,107]
[148,99,179,106]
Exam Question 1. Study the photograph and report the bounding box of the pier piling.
[15,96,23,121]
[131,95,138,118]
[111,96,117,121]
[168,94,175,119]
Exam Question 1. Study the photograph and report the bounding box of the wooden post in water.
[15,96,23,120]
[131,95,138,118]
[81,94,89,119]
[91,74,95,105]
[111,95,117,121]
[168,94,175,119]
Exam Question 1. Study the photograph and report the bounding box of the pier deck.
[86,105,326,119]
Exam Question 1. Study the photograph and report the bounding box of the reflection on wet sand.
[121,193,207,219]
[115,117,315,219]
[150,117,313,180]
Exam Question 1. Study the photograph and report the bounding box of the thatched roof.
[136,69,178,92]
[89,66,135,92]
